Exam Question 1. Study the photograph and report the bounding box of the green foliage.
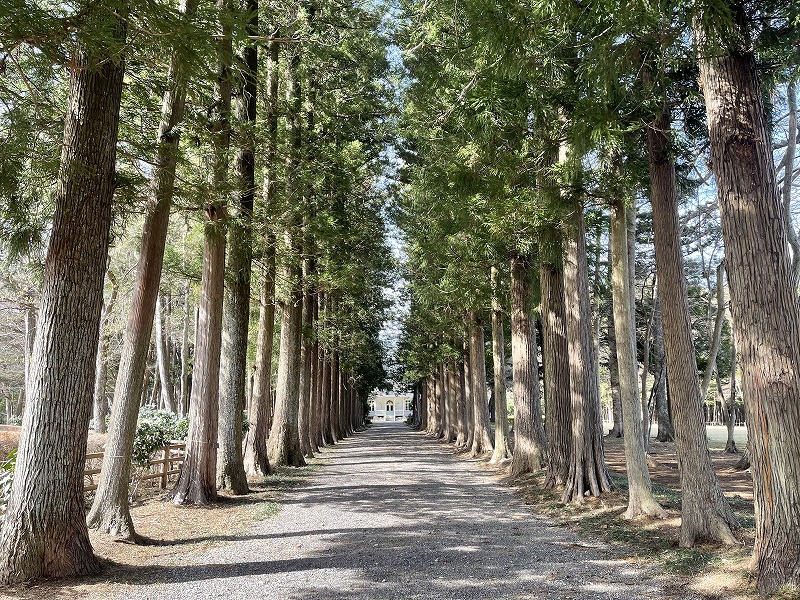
[0,449,17,528]
[133,408,188,466]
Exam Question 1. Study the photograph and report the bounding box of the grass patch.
[264,463,321,489]
[251,501,280,520]
[770,585,800,600]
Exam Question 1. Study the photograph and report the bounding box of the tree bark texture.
[267,38,305,468]
[170,0,231,504]
[700,263,726,400]
[268,270,305,467]
[652,296,673,442]
[561,211,611,504]
[155,295,176,413]
[298,287,315,458]
[509,254,547,478]
[540,234,572,489]
[490,267,511,463]
[217,0,257,493]
[462,340,473,451]
[418,378,428,432]
[723,304,738,454]
[454,361,467,447]
[610,201,664,518]
[446,363,459,442]
[171,209,227,505]
[442,366,454,437]
[93,272,118,433]
[243,249,276,474]
[320,344,333,444]
[468,311,493,456]
[647,103,738,547]
[87,0,199,537]
[310,305,322,451]
[338,369,349,437]
[0,21,125,581]
[243,31,278,473]
[180,281,190,417]
[697,23,799,590]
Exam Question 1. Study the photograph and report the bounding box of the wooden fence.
[84,442,186,492]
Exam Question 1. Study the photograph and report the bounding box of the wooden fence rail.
[83,442,186,493]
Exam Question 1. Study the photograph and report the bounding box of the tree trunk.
[540,228,572,489]
[23,307,36,406]
[647,103,739,547]
[448,362,460,441]
[243,257,275,476]
[0,18,125,580]
[419,377,429,432]
[723,303,738,454]
[454,361,467,447]
[561,209,611,504]
[606,311,623,438]
[171,207,226,505]
[87,0,199,537]
[462,340,473,451]
[298,287,315,458]
[323,343,335,443]
[509,253,547,478]
[610,200,665,518]
[428,369,438,435]
[93,272,119,433]
[314,302,327,446]
[697,19,800,588]
[338,368,348,436]
[332,351,343,440]
[179,280,190,417]
[639,291,655,450]
[440,363,450,440]
[267,37,305,468]
[781,79,800,291]
[490,267,511,463]
[170,0,231,505]
[652,296,673,442]
[243,35,278,476]
[268,257,305,467]
[310,301,322,451]
[155,295,176,413]
[217,0,257,493]
[700,263,726,400]
[467,311,493,456]
[319,326,333,445]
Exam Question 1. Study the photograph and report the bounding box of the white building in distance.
[368,394,412,422]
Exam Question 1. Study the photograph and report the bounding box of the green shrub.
[133,408,188,466]
[0,449,18,528]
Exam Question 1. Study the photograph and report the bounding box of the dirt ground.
[603,434,753,501]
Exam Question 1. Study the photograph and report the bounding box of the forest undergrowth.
[486,440,759,600]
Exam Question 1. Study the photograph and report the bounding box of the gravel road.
[107,422,698,600]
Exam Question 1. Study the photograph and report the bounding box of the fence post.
[160,444,169,489]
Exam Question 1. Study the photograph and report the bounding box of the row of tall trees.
[0,0,390,583]
[395,0,799,594]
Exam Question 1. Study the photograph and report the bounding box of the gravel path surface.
[108,423,697,599]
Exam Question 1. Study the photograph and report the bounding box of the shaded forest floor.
[2,461,322,599]
[506,435,757,600]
